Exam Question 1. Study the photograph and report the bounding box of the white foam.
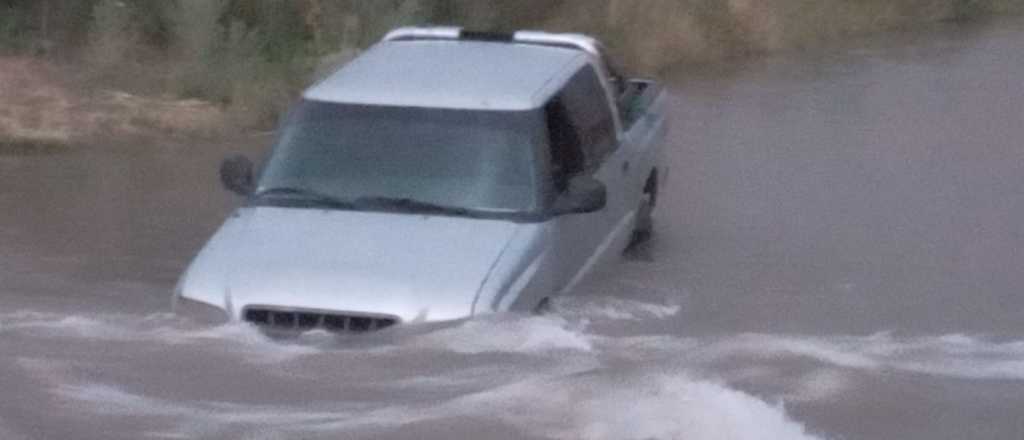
[56,383,350,438]
[785,369,850,402]
[409,314,593,354]
[10,309,1024,383]
[592,332,1024,404]
[707,333,1024,381]
[2,309,595,364]
[51,354,821,440]
[376,372,820,440]
[555,296,683,322]
[14,306,1024,440]
[2,311,317,363]
[570,375,821,440]
[258,372,823,440]
[703,333,882,369]
[613,333,1024,383]
[3,313,139,341]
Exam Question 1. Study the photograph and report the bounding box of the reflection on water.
[0,142,248,314]
[659,16,1024,336]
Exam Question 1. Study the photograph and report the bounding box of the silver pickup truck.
[173,27,669,332]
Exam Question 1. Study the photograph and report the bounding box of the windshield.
[256,100,544,216]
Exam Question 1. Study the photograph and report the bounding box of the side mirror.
[552,175,607,215]
[219,154,255,196]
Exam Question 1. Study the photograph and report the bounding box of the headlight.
[172,295,229,325]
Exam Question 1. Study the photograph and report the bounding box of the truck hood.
[180,207,524,323]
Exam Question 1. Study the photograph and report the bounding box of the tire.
[631,171,658,244]
[533,297,553,315]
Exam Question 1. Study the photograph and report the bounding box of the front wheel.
[533,297,553,315]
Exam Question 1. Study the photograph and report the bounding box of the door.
[548,64,633,293]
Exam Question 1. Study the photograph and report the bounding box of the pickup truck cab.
[173,27,668,332]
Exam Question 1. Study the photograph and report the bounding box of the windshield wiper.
[255,190,481,217]
[353,196,477,217]
[253,186,356,209]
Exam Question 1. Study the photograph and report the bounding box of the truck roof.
[303,39,591,111]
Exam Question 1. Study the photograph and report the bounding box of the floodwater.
[2,17,1023,440]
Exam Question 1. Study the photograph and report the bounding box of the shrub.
[0,5,30,54]
[169,0,229,101]
[7,0,1024,133]
[86,0,144,72]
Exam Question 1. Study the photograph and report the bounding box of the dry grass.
[0,58,74,147]
[2,0,1021,147]
[0,57,227,152]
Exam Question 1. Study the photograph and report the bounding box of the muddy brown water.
[1,18,1023,440]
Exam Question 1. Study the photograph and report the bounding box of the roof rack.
[382,27,602,57]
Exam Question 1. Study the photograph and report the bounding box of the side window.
[545,97,584,194]
[560,65,617,168]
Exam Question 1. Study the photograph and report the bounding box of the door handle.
[622,161,631,174]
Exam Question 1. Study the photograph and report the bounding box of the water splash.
[405,314,593,354]
[54,372,822,440]
[701,333,1024,381]
[555,295,683,322]
[9,308,1024,438]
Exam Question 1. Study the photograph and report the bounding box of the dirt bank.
[0,57,227,153]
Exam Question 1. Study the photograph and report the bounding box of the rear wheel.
[631,171,658,244]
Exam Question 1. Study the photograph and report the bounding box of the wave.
[9,307,1024,439]
[554,295,683,322]
[700,332,1024,381]
[603,331,1024,405]
[0,311,318,363]
[8,310,1024,382]
[8,308,822,439]
[401,314,592,354]
[55,372,821,440]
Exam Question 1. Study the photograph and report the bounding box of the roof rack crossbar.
[382,27,601,57]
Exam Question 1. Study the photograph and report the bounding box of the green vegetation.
[1,0,1020,129]
[0,137,72,156]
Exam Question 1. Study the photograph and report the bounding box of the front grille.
[243,308,398,333]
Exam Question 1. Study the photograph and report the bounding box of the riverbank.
[1,1,1020,151]
[0,57,227,155]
